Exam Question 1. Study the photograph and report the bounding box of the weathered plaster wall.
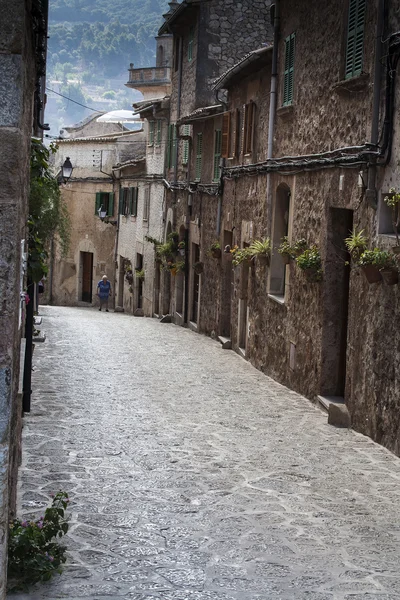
[0,0,36,595]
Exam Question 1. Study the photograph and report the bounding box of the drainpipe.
[266,1,280,231]
[365,0,385,209]
[184,135,192,324]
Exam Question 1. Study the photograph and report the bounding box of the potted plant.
[379,252,399,285]
[292,238,308,257]
[208,241,221,259]
[124,260,134,284]
[345,228,368,262]
[135,269,145,281]
[296,245,323,282]
[249,238,271,266]
[357,249,383,284]
[175,260,185,274]
[232,247,253,267]
[277,236,293,264]
[384,188,400,253]
[193,261,204,274]
[177,240,185,256]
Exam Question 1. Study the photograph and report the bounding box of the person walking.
[97,275,111,312]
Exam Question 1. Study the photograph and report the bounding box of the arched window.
[157,45,164,67]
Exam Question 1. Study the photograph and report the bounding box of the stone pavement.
[9,306,400,600]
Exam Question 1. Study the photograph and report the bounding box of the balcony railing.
[127,66,171,86]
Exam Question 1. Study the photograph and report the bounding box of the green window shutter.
[108,192,114,216]
[95,192,101,216]
[148,120,155,145]
[156,120,162,144]
[182,125,190,165]
[128,187,133,214]
[166,124,172,168]
[188,26,194,62]
[283,33,295,106]
[213,129,222,181]
[133,188,138,217]
[171,125,177,168]
[345,0,366,79]
[118,188,124,215]
[195,133,203,181]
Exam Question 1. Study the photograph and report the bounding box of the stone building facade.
[157,0,400,455]
[0,0,48,594]
[52,116,146,307]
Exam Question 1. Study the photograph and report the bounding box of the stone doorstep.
[318,395,351,429]
[218,335,232,349]
[33,316,42,325]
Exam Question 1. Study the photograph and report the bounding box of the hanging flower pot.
[211,248,221,259]
[178,248,185,256]
[257,254,270,267]
[193,261,204,275]
[361,264,382,284]
[380,268,398,285]
[281,254,291,265]
[303,268,322,283]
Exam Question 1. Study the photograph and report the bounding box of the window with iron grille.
[213,129,222,182]
[96,191,114,216]
[345,0,366,79]
[283,33,295,106]
[195,133,203,181]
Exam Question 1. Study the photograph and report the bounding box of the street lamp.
[61,157,73,182]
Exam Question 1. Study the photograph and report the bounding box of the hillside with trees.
[46,0,168,136]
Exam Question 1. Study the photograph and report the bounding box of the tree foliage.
[28,139,71,282]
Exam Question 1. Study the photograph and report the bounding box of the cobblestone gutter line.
[8,306,400,600]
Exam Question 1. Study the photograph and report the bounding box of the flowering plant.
[8,491,70,590]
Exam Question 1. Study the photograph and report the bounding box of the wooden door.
[81,252,93,303]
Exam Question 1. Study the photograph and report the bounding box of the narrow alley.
[11,306,400,600]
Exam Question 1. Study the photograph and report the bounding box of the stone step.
[218,336,232,349]
[318,395,350,428]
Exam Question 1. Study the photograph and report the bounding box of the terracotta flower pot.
[361,264,382,284]
[380,268,399,286]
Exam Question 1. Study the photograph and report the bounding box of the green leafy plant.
[384,188,400,245]
[345,228,368,260]
[210,241,221,251]
[208,240,221,258]
[296,245,323,281]
[135,269,145,280]
[292,238,308,257]
[277,236,294,260]
[7,491,69,591]
[177,240,185,250]
[249,238,271,258]
[29,139,70,282]
[232,247,253,267]
[358,249,396,270]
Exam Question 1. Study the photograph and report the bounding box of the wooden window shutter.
[195,133,203,180]
[118,189,124,215]
[283,33,295,105]
[345,0,366,78]
[128,187,133,214]
[148,121,155,145]
[241,104,248,156]
[132,188,138,217]
[213,129,222,181]
[156,120,162,144]
[245,102,256,154]
[95,192,101,215]
[143,187,150,221]
[221,112,231,158]
[232,109,240,158]
[108,192,114,216]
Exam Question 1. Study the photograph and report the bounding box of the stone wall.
[0,0,37,595]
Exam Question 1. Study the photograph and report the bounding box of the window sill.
[276,104,294,119]
[332,73,370,96]
[268,293,286,306]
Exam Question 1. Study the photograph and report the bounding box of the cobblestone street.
[9,306,400,600]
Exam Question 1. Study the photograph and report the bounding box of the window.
[213,129,222,181]
[195,133,203,181]
[121,187,130,216]
[166,123,177,169]
[182,124,190,165]
[240,102,256,156]
[378,191,400,236]
[230,109,240,158]
[156,120,162,145]
[143,186,150,221]
[188,26,194,62]
[283,33,295,106]
[95,191,114,217]
[345,0,366,79]
[148,120,155,146]
[269,184,291,299]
